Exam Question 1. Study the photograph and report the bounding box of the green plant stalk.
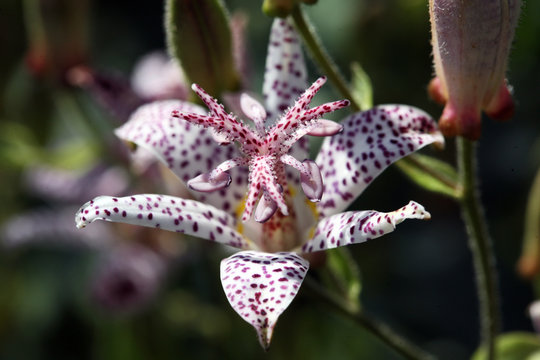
[457,138,500,360]
[400,154,461,196]
[518,166,540,288]
[23,0,48,54]
[291,5,361,112]
[305,277,435,360]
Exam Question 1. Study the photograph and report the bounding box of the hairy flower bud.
[428,0,521,140]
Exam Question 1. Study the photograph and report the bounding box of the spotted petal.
[301,201,430,253]
[75,194,249,250]
[220,251,309,349]
[263,18,310,186]
[263,18,307,123]
[316,105,444,216]
[115,100,248,214]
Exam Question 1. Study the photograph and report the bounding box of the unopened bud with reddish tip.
[428,0,521,140]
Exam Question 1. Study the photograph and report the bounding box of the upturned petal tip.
[302,201,430,253]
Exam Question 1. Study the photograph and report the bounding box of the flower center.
[171,76,349,223]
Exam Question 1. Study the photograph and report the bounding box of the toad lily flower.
[75,19,444,348]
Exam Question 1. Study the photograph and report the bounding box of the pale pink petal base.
[75,194,249,249]
[301,201,430,252]
[220,251,309,349]
[316,105,444,217]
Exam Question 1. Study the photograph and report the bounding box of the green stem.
[291,5,361,112]
[457,138,500,359]
[23,0,49,59]
[400,154,461,196]
[518,166,540,290]
[305,277,435,360]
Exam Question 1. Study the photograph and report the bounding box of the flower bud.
[165,0,241,98]
[428,0,521,140]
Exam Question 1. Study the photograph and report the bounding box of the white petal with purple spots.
[220,251,309,349]
[316,105,444,216]
[263,19,307,123]
[75,194,249,249]
[263,18,311,186]
[115,100,248,214]
[302,201,430,253]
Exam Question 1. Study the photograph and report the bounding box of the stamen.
[240,93,267,136]
[173,77,349,222]
[254,192,278,223]
[304,99,351,119]
[280,155,323,202]
[299,160,323,202]
[188,171,232,192]
[209,157,248,180]
[306,119,343,137]
[191,84,230,120]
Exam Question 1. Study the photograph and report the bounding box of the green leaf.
[395,153,460,198]
[0,121,41,168]
[324,247,362,308]
[0,121,97,170]
[165,0,241,98]
[46,140,98,170]
[472,332,540,360]
[350,62,373,111]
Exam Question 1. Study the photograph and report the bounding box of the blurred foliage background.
[0,0,539,359]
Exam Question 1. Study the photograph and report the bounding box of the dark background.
[0,0,539,359]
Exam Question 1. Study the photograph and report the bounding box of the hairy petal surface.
[75,194,249,250]
[220,251,309,349]
[115,100,248,214]
[302,201,430,253]
[316,105,444,216]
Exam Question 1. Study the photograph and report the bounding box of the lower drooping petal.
[316,105,444,217]
[220,251,309,349]
[301,201,430,253]
[75,194,250,249]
